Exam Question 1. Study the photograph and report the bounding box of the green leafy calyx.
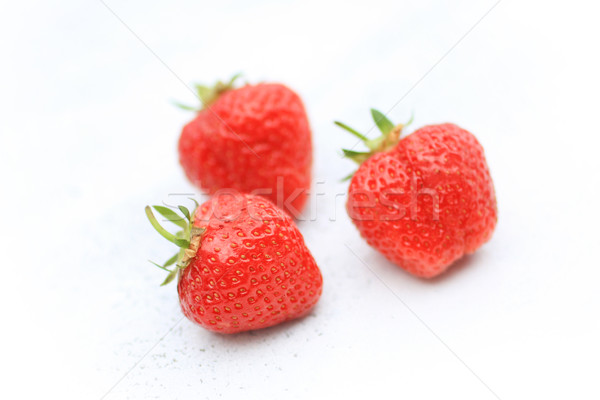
[173,73,243,112]
[145,202,205,286]
[335,109,413,180]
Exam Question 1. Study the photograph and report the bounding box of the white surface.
[1,0,599,399]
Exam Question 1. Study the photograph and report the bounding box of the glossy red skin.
[178,193,323,333]
[178,83,312,217]
[347,124,497,278]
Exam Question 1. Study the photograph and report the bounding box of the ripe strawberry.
[337,110,497,278]
[177,76,312,217]
[145,193,323,333]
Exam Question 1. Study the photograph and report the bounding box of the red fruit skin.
[178,83,312,217]
[347,124,497,278]
[178,193,323,333]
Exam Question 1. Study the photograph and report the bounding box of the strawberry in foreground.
[177,75,313,217]
[146,193,323,333]
[337,110,497,278]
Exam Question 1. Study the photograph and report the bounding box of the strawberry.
[145,193,323,333]
[177,76,312,217]
[337,110,497,278]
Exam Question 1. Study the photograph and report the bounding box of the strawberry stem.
[370,108,395,136]
[153,205,187,229]
[341,149,372,164]
[174,73,243,112]
[178,205,191,222]
[334,121,369,142]
[145,203,205,286]
[163,253,178,267]
[145,206,189,247]
[336,108,413,179]
[149,260,172,272]
[161,268,179,286]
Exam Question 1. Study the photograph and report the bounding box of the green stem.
[145,206,190,248]
[334,121,369,142]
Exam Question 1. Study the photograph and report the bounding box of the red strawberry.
[337,110,497,278]
[177,76,312,217]
[145,193,323,333]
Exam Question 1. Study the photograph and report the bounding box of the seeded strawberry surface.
[346,123,497,278]
[177,194,323,333]
[178,83,312,216]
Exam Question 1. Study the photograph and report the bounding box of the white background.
[1,0,599,399]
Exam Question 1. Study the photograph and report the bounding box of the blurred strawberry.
[177,75,312,217]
